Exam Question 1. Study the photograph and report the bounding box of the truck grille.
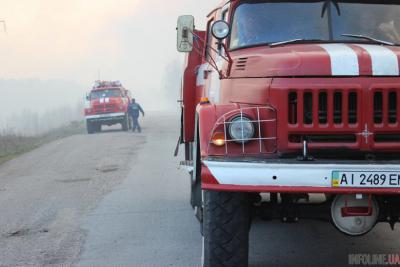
[371,88,400,145]
[373,90,398,125]
[283,83,400,150]
[265,78,400,156]
[93,104,116,114]
[288,90,359,126]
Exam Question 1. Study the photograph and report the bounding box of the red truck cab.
[84,80,131,134]
[177,1,400,266]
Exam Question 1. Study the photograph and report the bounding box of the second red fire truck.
[177,1,400,266]
[84,81,132,134]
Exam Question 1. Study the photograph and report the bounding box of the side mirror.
[177,15,194,52]
[85,93,90,101]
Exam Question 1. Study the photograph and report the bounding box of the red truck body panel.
[179,1,400,194]
[229,44,400,78]
[181,31,206,143]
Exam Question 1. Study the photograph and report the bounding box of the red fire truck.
[84,81,131,134]
[177,1,400,266]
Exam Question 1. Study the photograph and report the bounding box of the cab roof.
[92,80,125,91]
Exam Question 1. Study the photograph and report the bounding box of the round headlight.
[228,116,255,143]
[211,20,230,40]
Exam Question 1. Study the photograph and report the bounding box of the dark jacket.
[128,102,144,118]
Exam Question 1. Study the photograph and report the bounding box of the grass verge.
[0,121,85,165]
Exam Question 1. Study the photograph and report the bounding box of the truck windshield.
[90,89,122,99]
[230,1,400,49]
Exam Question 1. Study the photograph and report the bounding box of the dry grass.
[0,121,85,165]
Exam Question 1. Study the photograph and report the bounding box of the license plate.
[332,171,400,188]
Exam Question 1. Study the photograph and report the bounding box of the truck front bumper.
[85,112,125,122]
[202,159,400,194]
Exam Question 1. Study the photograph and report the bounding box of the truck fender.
[196,103,240,158]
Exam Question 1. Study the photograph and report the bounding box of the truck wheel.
[202,190,251,267]
[86,121,94,134]
[122,115,129,131]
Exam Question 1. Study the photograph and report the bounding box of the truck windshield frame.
[229,0,400,50]
[90,89,122,100]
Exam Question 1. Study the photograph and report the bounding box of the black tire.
[86,121,94,134]
[122,115,129,131]
[202,190,250,267]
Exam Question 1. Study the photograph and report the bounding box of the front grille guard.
[207,106,277,155]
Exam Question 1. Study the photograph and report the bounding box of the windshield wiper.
[269,39,324,47]
[341,33,395,46]
[321,0,341,18]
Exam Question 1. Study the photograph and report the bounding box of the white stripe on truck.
[355,44,399,76]
[318,44,359,76]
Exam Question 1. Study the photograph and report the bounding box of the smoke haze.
[0,0,217,132]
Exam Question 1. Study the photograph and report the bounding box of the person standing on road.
[128,98,145,133]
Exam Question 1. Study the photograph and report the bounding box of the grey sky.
[0,0,218,118]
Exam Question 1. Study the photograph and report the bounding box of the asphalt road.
[0,112,399,267]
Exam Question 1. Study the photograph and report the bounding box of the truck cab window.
[332,2,400,44]
[230,2,329,49]
[90,89,122,99]
[230,1,400,49]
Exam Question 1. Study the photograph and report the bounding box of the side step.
[179,160,194,172]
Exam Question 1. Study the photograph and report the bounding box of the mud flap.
[174,137,180,157]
